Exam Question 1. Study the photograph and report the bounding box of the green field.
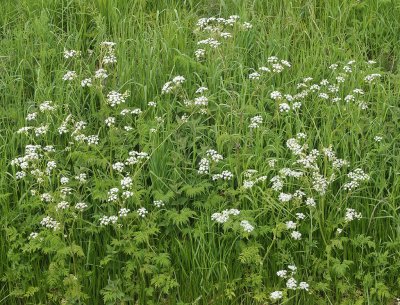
[1,0,400,304]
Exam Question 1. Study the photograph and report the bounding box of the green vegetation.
[1,0,400,304]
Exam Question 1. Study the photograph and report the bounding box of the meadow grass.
[1,0,400,304]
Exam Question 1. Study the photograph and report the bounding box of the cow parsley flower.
[286,277,297,289]
[40,216,60,230]
[206,149,223,162]
[86,135,99,145]
[240,220,254,233]
[100,215,118,226]
[249,72,260,80]
[119,208,130,217]
[270,91,282,100]
[105,117,115,127]
[270,291,283,300]
[75,202,88,211]
[75,173,87,183]
[103,54,117,64]
[344,208,362,222]
[299,281,309,291]
[343,168,370,190]
[39,101,56,112]
[29,232,39,240]
[212,170,233,181]
[63,49,81,59]
[120,176,132,189]
[60,176,69,185]
[285,221,297,229]
[278,193,292,202]
[57,201,69,210]
[95,68,108,79]
[194,48,206,60]
[243,180,255,189]
[137,207,148,218]
[81,78,92,87]
[62,71,77,81]
[242,22,252,29]
[26,112,37,121]
[15,171,26,179]
[107,91,127,107]
[249,115,263,128]
[153,200,165,207]
[364,73,381,83]
[291,231,302,240]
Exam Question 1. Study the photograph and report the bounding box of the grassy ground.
[1,0,400,304]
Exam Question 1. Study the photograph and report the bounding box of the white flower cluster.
[194,15,251,60]
[197,158,210,174]
[75,173,87,183]
[81,78,92,87]
[211,208,240,223]
[364,73,381,83]
[137,207,148,218]
[279,168,303,178]
[63,49,81,59]
[273,264,309,300]
[206,149,223,162]
[285,219,303,240]
[286,137,306,156]
[278,192,292,202]
[249,115,263,129]
[75,202,88,211]
[240,220,254,233]
[242,173,267,189]
[56,201,70,211]
[344,208,362,222]
[120,176,133,189]
[161,75,186,94]
[105,116,115,127]
[39,100,57,112]
[106,90,129,107]
[212,170,233,181]
[270,290,283,301]
[101,41,117,64]
[125,150,150,165]
[40,216,60,231]
[118,208,130,217]
[197,149,223,174]
[249,56,291,81]
[10,145,60,183]
[100,215,119,226]
[343,168,370,190]
[322,145,349,169]
[62,70,77,81]
[194,95,208,106]
[86,135,99,146]
[112,162,125,172]
[305,197,316,208]
[95,68,108,79]
[29,232,39,240]
[120,108,142,116]
[153,200,165,208]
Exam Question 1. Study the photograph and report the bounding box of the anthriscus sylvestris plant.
[3,5,400,305]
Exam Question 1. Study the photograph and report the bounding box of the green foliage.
[1,0,400,305]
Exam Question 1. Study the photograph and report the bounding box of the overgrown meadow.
[1,0,400,304]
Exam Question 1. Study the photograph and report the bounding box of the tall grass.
[1,0,400,304]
